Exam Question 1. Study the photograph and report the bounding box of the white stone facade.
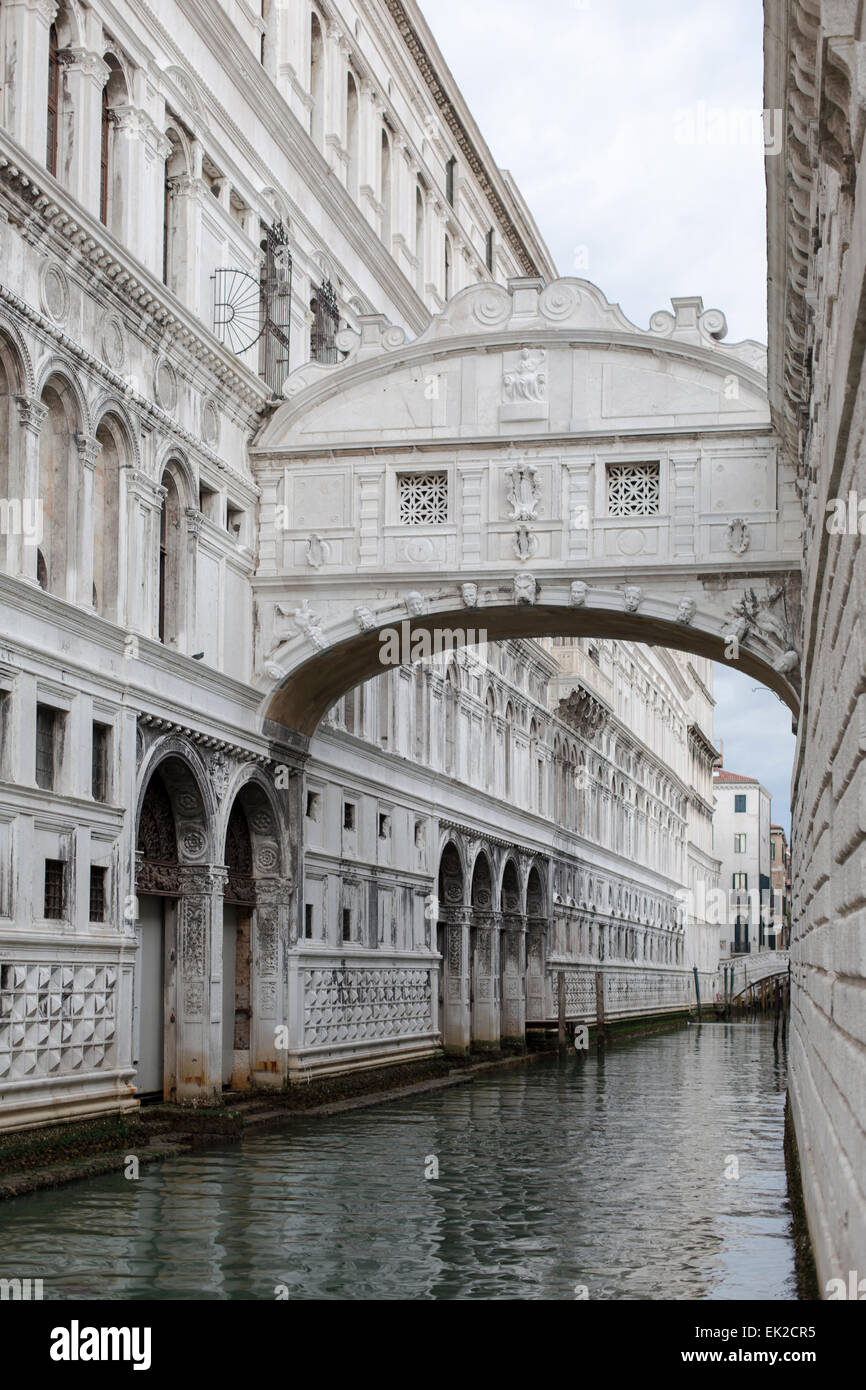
[0,0,723,1128]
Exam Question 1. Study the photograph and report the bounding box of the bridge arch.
[252,276,803,740]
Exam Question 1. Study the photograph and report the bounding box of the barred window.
[310,278,340,364]
[92,723,110,802]
[36,705,58,791]
[44,859,65,919]
[607,462,660,516]
[398,472,448,526]
[89,866,106,922]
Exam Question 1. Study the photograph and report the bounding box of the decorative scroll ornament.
[726,517,751,554]
[305,533,330,569]
[505,462,539,520]
[513,524,538,560]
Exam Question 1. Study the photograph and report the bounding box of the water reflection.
[0,1020,795,1300]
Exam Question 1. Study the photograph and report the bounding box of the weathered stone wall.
[766,0,866,1287]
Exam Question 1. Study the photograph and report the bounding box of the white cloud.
[420,0,767,342]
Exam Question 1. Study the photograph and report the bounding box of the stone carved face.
[623,585,643,613]
[570,580,588,607]
[513,573,536,605]
[405,591,425,617]
[355,605,376,631]
[676,597,696,625]
[460,582,478,609]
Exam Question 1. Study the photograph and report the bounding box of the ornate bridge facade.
[252,277,803,735]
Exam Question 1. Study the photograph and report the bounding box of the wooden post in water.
[557,970,566,1046]
[595,968,605,1044]
[693,965,702,1020]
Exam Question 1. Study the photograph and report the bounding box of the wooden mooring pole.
[557,970,566,1046]
[595,968,605,1044]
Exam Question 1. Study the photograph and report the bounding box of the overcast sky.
[421,0,795,832]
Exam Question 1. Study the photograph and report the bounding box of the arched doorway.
[500,858,525,1045]
[223,800,255,1089]
[525,862,549,1029]
[135,769,176,1096]
[135,749,215,1102]
[436,840,468,1052]
[470,851,497,1047]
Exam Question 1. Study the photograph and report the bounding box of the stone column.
[440,906,470,1052]
[184,508,204,656]
[3,0,58,162]
[250,876,293,1086]
[124,469,165,640]
[73,431,100,608]
[500,912,526,1043]
[59,48,110,215]
[358,79,381,228]
[109,107,170,270]
[323,23,347,177]
[525,915,548,1023]
[11,395,47,585]
[174,865,226,1103]
[472,909,501,1046]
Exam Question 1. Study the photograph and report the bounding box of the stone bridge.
[727,950,791,999]
[251,276,803,736]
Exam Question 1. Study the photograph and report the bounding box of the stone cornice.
[377,0,555,279]
[0,281,259,500]
[687,720,719,763]
[137,713,270,767]
[0,131,268,421]
[164,0,430,337]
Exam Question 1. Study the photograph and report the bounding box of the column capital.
[75,432,102,467]
[60,47,111,86]
[14,394,48,436]
[6,0,58,23]
[178,864,228,895]
[185,506,205,538]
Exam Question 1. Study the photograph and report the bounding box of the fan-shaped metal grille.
[212,268,265,353]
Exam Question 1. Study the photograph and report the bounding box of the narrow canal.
[0,1019,797,1300]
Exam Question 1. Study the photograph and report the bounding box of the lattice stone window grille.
[397,472,448,526]
[606,462,660,516]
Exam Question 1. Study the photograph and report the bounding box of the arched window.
[346,73,359,197]
[162,127,188,291]
[46,24,60,175]
[38,377,79,601]
[380,129,392,245]
[157,466,184,646]
[93,415,124,622]
[310,12,325,147]
[99,57,129,232]
[415,184,425,293]
[99,84,111,223]
[484,687,496,787]
[444,667,457,775]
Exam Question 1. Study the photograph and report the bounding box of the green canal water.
[0,1019,797,1300]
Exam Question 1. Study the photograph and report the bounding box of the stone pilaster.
[472,909,501,1045]
[250,875,293,1086]
[59,48,111,214]
[440,905,471,1052]
[11,394,47,585]
[73,432,101,608]
[174,865,227,1103]
[500,913,526,1042]
[2,0,59,162]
